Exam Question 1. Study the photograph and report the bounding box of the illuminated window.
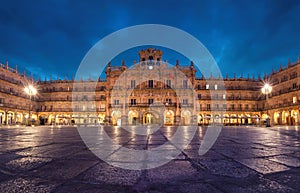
[293,96,297,103]
[223,94,226,99]
[214,84,218,90]
[206,84,209,89]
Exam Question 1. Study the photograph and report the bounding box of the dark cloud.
[0,0,299,79]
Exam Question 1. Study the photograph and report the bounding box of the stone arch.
[112,111,122,126]
[291,110,299,125]
[128,110,139,125]
[273,111,280,125]
[164,110,174,125]
[181,110,191,125]
[143,111,161,125]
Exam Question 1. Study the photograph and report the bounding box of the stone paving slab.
[235,158,290,174]
[75,162,142,186]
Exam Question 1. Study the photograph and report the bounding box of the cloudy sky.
[0,0,299,80]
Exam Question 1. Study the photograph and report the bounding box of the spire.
[190,61,194,67]
[122,59,125,66]
[288,58,291,67]
[279,63,282,70]
[176,60,179,67]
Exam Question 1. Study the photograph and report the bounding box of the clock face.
[149,65,153,70]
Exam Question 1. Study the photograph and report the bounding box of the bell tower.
[138,48,163,62]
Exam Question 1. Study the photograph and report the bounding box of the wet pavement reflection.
[0,125,299,192]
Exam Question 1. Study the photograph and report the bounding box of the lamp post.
[24,85,37,125]
[261,83,272,127]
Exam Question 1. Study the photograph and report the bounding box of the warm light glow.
[261,83,272,94]
[24,85,37,96]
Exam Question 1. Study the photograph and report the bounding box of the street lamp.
[24,85,37,125]
[261,83,272,127]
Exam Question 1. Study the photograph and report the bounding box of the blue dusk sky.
[0,0,299,80]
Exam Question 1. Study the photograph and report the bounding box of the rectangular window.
[215,104,219,109]
[148,80,153,88]
[100,104,105,111]
[148,98,154,104]
[214,84,218,90]
[222,94,226,100]
[166,98,172,104]
[245,104,249,110]
[231,104,235,110]
[206,84,209,89]
[292,83,297,89]
[223,104,226,110]
[197,94,201,99]
[0,98,4,104]
[131,80,136,88]
[207,104,211,110]
[183,99,188,104]
[166,80,171,87]
[183,80,188,88]
[130,99,137,105]
[239,104,242,110]
[114,100,119,105]
[293,96,297,104]
[197,84,201,90]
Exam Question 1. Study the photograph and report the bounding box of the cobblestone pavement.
[0,125,300,192]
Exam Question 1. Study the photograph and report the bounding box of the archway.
[230,114,238,125]
[223,114,230,125]
[164,110,174,125]
[203,114,211,125]
[112,111,122,126]
[244,114,251,125]
[181,110,191,125]
[98,114,105,124]
[128,110,139,125]
[214,114,221,124]
[0,110,5,124]
[15,112,23,124]
[197,114,203,125]
[7,111,14,125]
[282,111,289,125]
[273,112,280,125]
[39,114,48,125]
[291,110,299,125]
[143,112,159,125]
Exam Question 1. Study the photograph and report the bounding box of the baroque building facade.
[0,48,299,126]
